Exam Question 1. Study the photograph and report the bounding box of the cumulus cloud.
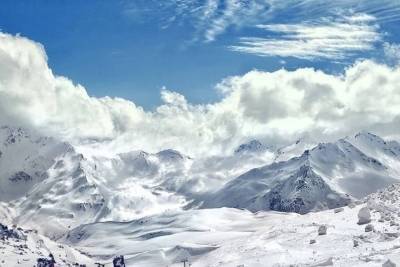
[0,33,146,139]
[1,32,400,156]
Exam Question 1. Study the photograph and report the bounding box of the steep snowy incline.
[0,127,108,236]
[0,205,95,267]
[203,133,400,213]
[348,132,400,175]
[202,151,352,213]
[0,126,73,201]
[274,136,316,162]
[13,151,108,238]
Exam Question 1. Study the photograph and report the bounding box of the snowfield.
[62,193,400,267]
[1,126,400,266]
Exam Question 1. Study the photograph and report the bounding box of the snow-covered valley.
[1,126,400,266]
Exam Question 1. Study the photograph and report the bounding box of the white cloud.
[1,33,400,156]
[122,0,277,42]
[126,0,400,45]
[201,0,272,42]
[0,33,146,139]
[230,14,381,60]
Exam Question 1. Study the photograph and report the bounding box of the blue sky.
[1,0,399,109]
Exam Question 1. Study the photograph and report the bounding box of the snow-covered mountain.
[2,126,400,266]
[203,132,400,213]
[0,126,109,237]
[234,139,273,155]
[3,127,400,225]
[0,126,73,201]
[0,126,193,234]
[274,136,316,161]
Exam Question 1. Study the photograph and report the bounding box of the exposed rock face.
[113,255,125,267]
[0,223,26,240]
[365,224,374,232]
[234,140,271,154]
[9,171,32,183]
[266,165,349,214]
[318,225,327,235]
[36,254,56,267]
[334,207,344,213]
[2,126,29,147]
[382,259,396,267]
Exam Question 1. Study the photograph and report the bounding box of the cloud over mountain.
[1,32,400,156]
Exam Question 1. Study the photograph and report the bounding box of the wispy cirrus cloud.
[230,14,381,60]
[121,0,277,41]
[120,0,400,61]
[121,0,400,42]
[199,0,274,42]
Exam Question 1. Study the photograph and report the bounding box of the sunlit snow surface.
[64,203,400,266]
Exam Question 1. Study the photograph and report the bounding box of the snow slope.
[64,194,400,266]
[0,204,95,267]
[0,126,73,201]
[0,127,110,237]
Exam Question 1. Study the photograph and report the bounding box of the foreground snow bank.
[62,196,400,267]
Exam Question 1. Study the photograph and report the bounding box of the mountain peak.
[156,149,186,161]
[0,126,30,146]
[354,131,385,142]
[234,139,270,154]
